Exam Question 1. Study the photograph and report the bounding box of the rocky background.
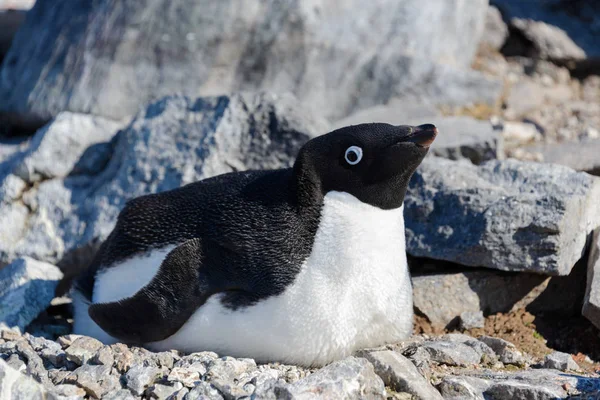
[0,0,600,399]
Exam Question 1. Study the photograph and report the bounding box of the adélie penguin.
[72,122,438,367]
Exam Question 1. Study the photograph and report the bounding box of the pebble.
[65,336,104,365]
[147,382,183,399]
[63,364,118,398]
[478,336,525,366]
[420,340,482,367]
[185,381,225,400]
[124,364,164,396]
[542,351,581,372]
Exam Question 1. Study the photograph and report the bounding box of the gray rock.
[357,349,443,400]
[170,387,189,400]
[420,341,481,367]
[52,383,88,400]
[56,334,82,349]
[285,357,386,399]
[185,381,225,400]
[0,93,327,267]
[124,364,164,396]
[0,257,63,331]
[502,121,541,149]
[4,354,25,372]
[206,357,256,381]
[0,358,51,400]
[411,269,548,328]
[503,79,573,120]
[436,375,489,400]
[493,0,600,61]
[103,389,137,400]
[64,336,103,366]
[210,378,252,399]
[91,345,115,367]
[542,351,580,372]
[404,157,600,275]
[1,336,52,387]
[439,368,600,399]
[481,6,509,51]
[167,367,202,388]
[509,18,586,62]
[420,116,503,165]
[459,311,485,330]
[478,336,524,365]
[63,364,120,398]
[8,112,122,183]
[521,138,600,176]
[24,333,66,368]
[147,382,184,400]
[440,334,496,362]
[584,228,600,330]
[0,0,491,129]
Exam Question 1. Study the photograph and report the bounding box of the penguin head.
[294,123,437,210]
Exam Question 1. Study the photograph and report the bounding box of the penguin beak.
[403,124,438,148]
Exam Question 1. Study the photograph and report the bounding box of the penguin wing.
[88,237,235,344]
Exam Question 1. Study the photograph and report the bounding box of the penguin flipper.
[88,238,216,344]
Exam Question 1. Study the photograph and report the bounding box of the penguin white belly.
[74,191,413,366]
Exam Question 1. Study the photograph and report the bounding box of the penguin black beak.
[403,124,438,148]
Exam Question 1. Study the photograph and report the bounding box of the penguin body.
[72,123,437,366]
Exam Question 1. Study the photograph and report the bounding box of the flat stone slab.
[521,138,600,175]
[437,368,600,400]
[405,157,600,275]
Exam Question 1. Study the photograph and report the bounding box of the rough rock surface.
[583,228,600,330]
[478,336,525,365]
[0,93,328,267]
[0,257,63,331]
[1,330,598,399]
[404,157,600,275]
[357,349,443,400]
[0,358,51,399]
[437,368,599,400]
[0,0,495,130]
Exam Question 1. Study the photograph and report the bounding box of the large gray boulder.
[405,157,600,275]
[0,0,494,132]
[0,92,328,267]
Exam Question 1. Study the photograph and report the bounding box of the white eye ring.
[345,146,363,165]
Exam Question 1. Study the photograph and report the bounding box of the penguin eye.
[344,146,363,166]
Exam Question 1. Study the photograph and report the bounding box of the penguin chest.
[149,191,413,365]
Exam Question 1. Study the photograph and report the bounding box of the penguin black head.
[293,123,437,210]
